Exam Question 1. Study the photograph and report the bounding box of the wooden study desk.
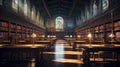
[0,44,45,61]
[35,41,51,44]
[72,41,86,50]
[35,41,52,49]
[2,40,11,44]
[80,45,120,63]
[17,40,26,44]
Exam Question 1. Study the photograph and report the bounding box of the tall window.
[24,0,28,16]
[102,0,109,11]
[55,16,64,31]
[31,7,35,20]
[0,0,3,5]
[18,0,24,12]
[12,0,18,11]
[37,12,39,21]
[81,11,85,22]
[93,0,98,15]
[86,6,90,19]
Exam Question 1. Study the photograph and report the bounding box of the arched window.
[12,0,18,11]
[18,0,24,11]
[24,0,28,15]
[55,16,64,31]
[86,7,90,19]
[36,12,40,22]
[93,0,98,15]
[31,6,35,20]
[0,0,3,5]
[102,0,109,11]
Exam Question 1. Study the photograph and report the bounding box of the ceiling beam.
[51,8,68,11]
[41,0,51,18]
[49,5,58,9]
[62,0,72,4]
[68,0,78,17]
[61,5,70,9]
[48,0,58,4]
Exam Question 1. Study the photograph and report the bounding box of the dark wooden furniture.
[0,45,45,61]
[35,41,51,44]
[72,41,86,50]
[81,45,120,63]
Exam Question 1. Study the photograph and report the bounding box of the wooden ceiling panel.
[30,0,82,18]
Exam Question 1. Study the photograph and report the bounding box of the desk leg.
[35,49,44,67]
[116,52,119,61]
[73,43,77,50]
[83,50,90,63]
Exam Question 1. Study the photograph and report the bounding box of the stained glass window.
[86,6,90,19]
[31,7,35,20]
[93,0,98,15]
[12,0,18,11]
[36,12,40,22]
[24,0,28,15]
[102,0,109,11]
[55,16,64,31]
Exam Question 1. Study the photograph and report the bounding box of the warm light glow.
[53,35,56,38]
[31,33,36,38]
[70,35,72,38]
[109,33,115,38]
[15,44,45,47]
[0,45,3,47]
[47,35,50,38]
[88,33,92,38]
[52,58,83,64]
[64,35,69,37]
[44,51,82,55]
[77,35,81,38]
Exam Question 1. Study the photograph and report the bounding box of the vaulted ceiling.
[30,0,85,18]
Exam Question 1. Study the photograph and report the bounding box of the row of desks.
[67,39,120,63]
[0,40,53,61]
[35,41,52,44]
[81,45,120,63]
[2,40,52,44]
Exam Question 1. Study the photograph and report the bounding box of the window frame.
[55,16,64,31]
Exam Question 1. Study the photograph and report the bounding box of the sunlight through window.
[102,0,109,11]
[55,44,64,59]
[55,16,64,31]
[12,0,18,11]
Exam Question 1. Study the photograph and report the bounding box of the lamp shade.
[31,33,37,38]
[109,33,115,38]
[88,33,92,38]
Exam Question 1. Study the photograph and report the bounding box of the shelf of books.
[0,20,44,44]
[22,26,27,39]
[114,21,120,42]
[0,21,9,40]
[10,23,16,33]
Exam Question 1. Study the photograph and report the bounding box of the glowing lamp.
[31,33,36,38]
[109,33,115,38]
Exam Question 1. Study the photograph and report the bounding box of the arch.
[12,0,19,11]
[102,0,109,11]
[55,16,64,31]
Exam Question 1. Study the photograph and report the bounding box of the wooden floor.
[0,39,120,67]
